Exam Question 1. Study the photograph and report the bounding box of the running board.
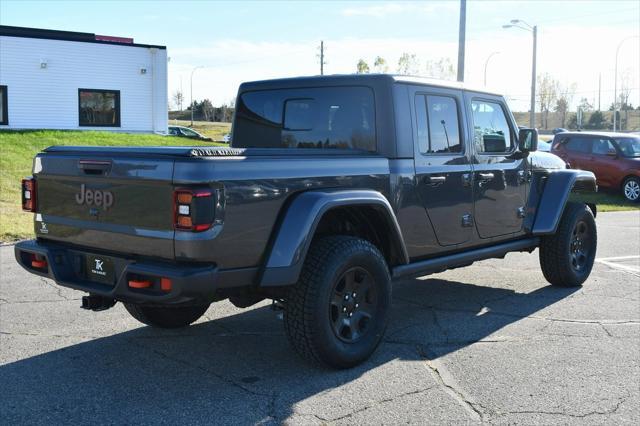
[392,238,540,280]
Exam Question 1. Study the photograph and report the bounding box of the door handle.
[478,172,495,181]
[424,175,446,185]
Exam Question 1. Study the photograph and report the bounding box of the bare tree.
[373,56,388,73]
[424,58,455,80]
[172,90,184,111]
[356,59,370,74]
[619,69,633,130]
[537,73,559,129]
[554,82,576,128]
[397,53,419,75]
[578,97,594,112]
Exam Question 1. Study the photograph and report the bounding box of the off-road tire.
[622,176,640,203]
[539,202,597,287]
[124,303,210,328]
[284,236,391,369]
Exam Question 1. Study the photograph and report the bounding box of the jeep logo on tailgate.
[75,184,114,210]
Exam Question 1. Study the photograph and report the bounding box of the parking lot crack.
[302,386,435,423]
[39,277,75,301]
[127,338,272,399]
[416,344,485,422]
[498,393,629,419]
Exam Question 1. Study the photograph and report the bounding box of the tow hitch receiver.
[81,295,116,311]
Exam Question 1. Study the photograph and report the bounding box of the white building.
[0,25,167,133]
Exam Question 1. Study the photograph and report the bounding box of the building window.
[78,89,120,127]
[0,86,7,125]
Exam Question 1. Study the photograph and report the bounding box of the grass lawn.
[577,191,640,213]
[0,130,224,242]
[0,128,637,242]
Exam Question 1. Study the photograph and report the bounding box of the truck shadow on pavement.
[0,277,579,424]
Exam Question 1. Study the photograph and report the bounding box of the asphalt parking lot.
[1,211,638,425]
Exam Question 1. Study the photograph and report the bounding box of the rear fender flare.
[531,169,597,235]
[260,190,408,287]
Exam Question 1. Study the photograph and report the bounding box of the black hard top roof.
[239,73,501,96]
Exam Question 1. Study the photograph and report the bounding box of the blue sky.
[2,1,639,110]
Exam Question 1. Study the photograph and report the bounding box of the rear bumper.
[15,239,219,305]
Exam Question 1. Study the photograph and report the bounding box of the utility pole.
[531,25,537,129]
[190,66,203,127]
[319,41,325,75]
[456,0,466,82]
[598,73,601,111]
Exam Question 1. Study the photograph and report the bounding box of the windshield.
[615,137,640,157]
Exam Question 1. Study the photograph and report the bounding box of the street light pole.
[483,51,500,86]
[190,66,203,127]
[503,20,537,128]
[613,36,639,132]
[530,25,537,129]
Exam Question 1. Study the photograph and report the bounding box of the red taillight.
[129,279,152,289]
[30,253,47,269]
[174,188,214,232]
[160,278,172,292]
[22,177,37,212]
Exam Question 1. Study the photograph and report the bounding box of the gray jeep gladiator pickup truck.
[16,75,598,368]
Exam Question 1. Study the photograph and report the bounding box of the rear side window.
[415,94,462,154]
[565,137,592,153]
[233,87,376,151]
[592,139,615,155]
[471,100,514,154]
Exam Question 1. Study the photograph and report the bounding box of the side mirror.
[518,128,538,152]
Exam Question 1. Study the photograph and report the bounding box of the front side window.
[79,89,120,127]
[233,86,376,151]
[471,100,514,154]
[614,137,640,157]
[565,137,592,153]
[0,85,7,125]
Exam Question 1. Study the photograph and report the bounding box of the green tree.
[373,56,388,73]
[356,59,370,74]
[584,110,606,130]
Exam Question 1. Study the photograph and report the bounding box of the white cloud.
[340,2,456,18]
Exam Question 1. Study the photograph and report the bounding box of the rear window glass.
[232,87,376,151]
[565,137,592,153]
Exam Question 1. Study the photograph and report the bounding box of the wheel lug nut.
[344,295,349,300]
[352,292,356,297]
[348,312,353,317]
[342,307,347,312]
[355,303,359,308]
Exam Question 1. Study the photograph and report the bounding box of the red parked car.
[551,132,640,202]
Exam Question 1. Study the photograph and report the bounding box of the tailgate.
[33,152,176,260]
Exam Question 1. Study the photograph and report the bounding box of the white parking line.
[596,255,640,277]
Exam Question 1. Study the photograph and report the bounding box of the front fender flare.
[532,169,597,235]
[260,189,408,287]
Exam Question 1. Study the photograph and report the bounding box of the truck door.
[412,90,474,246]
[466,96,528,238]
